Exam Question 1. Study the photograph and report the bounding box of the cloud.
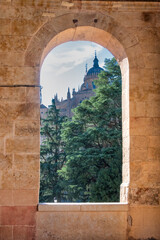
[41,42,103,76]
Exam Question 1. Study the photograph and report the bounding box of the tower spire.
[86,63,88,74]
[67,87,71,99]
[93,51,99,68]
[54,93,58,102]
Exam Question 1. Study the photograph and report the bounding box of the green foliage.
[40,57,122,202]
[60,58,122,202]
[39,99,66,202]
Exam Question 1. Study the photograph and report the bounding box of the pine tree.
[39,99,66,202]
[60,58,122,202]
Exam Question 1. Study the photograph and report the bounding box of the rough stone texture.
[128,206,160,240]
[0,1,160,240]
[129,188,160,205]
[37,203,128,240]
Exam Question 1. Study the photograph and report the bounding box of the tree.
[60,58,122,202]
[39,99,66,202]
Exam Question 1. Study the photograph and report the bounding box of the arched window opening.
[40,40,122,203]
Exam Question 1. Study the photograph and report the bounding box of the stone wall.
[0,1,160,240]
[37,203,128,240]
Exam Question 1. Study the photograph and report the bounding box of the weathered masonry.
[0,1,160,240]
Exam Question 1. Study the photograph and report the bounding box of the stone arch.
[25,12,142,69]
[24,12,144,203]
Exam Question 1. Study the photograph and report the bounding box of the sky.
[40,41,113,107]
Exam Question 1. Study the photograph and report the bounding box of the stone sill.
[38,202,128,212]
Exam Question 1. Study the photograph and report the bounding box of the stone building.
[0,1,160,240]
[54,53,103,118]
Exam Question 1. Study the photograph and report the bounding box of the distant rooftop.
[40,104,47,109]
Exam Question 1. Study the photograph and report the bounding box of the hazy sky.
[40,41,113,107]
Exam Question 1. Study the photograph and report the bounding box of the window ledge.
[38,202,128,212]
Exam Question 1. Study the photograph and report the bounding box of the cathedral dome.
[86,53,103,77]
[87,66,103,76]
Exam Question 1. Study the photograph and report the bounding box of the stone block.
[146,101,160,117]
[26,87,40,103]
[13,190,39,206]
[154,69,160,85]
[140,12,157,27]
[0,189,13,206]
[36,210,127,240]
[126,44,145,68]
[130,85,155,102]
[24,41,44,67]
[35,21,57,47]
[0,103,40,121]
[130,117,147,136]
[130,101,146,117]
[108,22,138,49]
[128,206,160,239]
[12,154,40,190]
[13,226,36,240]
[156,13,160,27]
[12,170,39,190]
[73,26,96,42]
[11,18,43,36]
[13,154,40,172]
[0,52,24,67]
[0,226,13,240]
[0,169,13,190]
[130,67,154,86]
[143,207,160,231]
[0,157,13,189]
[15,103,40,120]
[144,53,160,69]
[1,206,36,225]
[52,13,75,33]
[15,121,39,137]
[5,136,39,154]
[0,36,30,53]
[129,187,159,205]
[0,5,16,19]
[130,117,160,136]
[130,161,160,188]
[148,91,160,102]
[137,27,160,54]
[0,19,11,35]
[0,87,26,103]
[112,11,156,28]
[130,148,148,162]
[148,136,160,148]
[130,136,148,149]
[148,148,160,161]
[0,120,13,137]
[0,153,12,171]
[0,137,4,153]
[0,66,39,85]
[129,206,144,227]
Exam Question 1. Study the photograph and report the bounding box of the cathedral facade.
[54,54,103,118]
